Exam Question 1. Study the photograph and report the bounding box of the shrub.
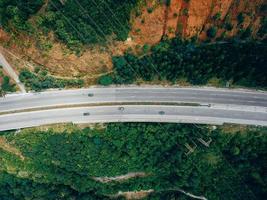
[213,12,221,20]
[98,75,113,86]
[147,7,153,13]
[207,27,217,38]
[237,13,245,25]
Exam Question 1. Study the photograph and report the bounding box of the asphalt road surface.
[0,105,266,131]
[0,87,266,131]
[1,87,267,112]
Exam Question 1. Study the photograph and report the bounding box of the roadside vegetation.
[105,38,267,88]
[0,123,266,199]
[0,66,16,95]
[19,68,84,91]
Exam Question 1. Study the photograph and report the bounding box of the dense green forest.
[109,39,267,88]
[42,0,138,45]
[0,123,266,199]
[0,0,138,47]
[0,0,44,30]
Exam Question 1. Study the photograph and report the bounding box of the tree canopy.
[0,123,266,199]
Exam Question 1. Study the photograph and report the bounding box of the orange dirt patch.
[130,0,265,45]
[165,0,182,38]
[130,1,165,45]
[176,0,190,37]
[0,31,114,85]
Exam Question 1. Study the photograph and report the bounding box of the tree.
[206,27,217,38]
[98,75,113,86]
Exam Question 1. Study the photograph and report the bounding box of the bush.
[237,13,245,25]
[1,76,15,92]
[225,22,233,31]
[19,69,84,91]
[207,27,217,38]
[98,75,113,86]
[213,12,221,20]
[147,7,153,13]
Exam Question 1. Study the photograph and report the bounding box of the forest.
[110,38,267,88]
[0,123,266,199]
[0,0,44,30]
[0,0,138,47]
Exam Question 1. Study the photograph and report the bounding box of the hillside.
[130,0,266,44]
[0,0,266,89]
[0,124,266,199]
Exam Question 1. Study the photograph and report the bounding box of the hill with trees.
[109,38,267,88]
[0,124,266,199]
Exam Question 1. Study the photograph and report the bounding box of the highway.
[0,87,266,131]
[0,105,267,131]
[1,87,267,112]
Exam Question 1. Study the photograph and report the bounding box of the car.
[118,107,125,111]
[83,112,90,116]
[88,93,94,97]
[159,111,165,115]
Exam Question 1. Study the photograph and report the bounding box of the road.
[0,87,266,131]
[0,105,267,131]
[0,52,26,93]
[1,87,267,112]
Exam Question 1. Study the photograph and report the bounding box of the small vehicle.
[88,93,94,97]
[83,112,90,116]
[159,111,165,115]
[118,107,125,111]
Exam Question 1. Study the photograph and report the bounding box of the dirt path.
[0,49,26,93]
[92,172,148,183]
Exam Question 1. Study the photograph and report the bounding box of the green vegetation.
[0,66,16,94]
[257,17,267,38]
[110,38,267,87]
[0,0,138,47]
[237,13,245,25]
[206,26,217,38]
[0,0,44,31]
[98,74,113,86]
[147,7,153,13]
[19,68,84,91]
[0,124,266,199]
[40,0,138,46]
[213,12,221,21]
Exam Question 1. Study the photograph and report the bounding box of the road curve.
[0,105,267,131]
[1,87,267,113]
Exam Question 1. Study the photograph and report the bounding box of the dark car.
[159,111,165,115]
[118,107,125,111]
[88,93,94,97]
[83,112,90,116]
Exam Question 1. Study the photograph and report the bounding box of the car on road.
[83,112,90,116]
[88,93,94,97]
[118,107,125,111]
[159,111,165,115]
